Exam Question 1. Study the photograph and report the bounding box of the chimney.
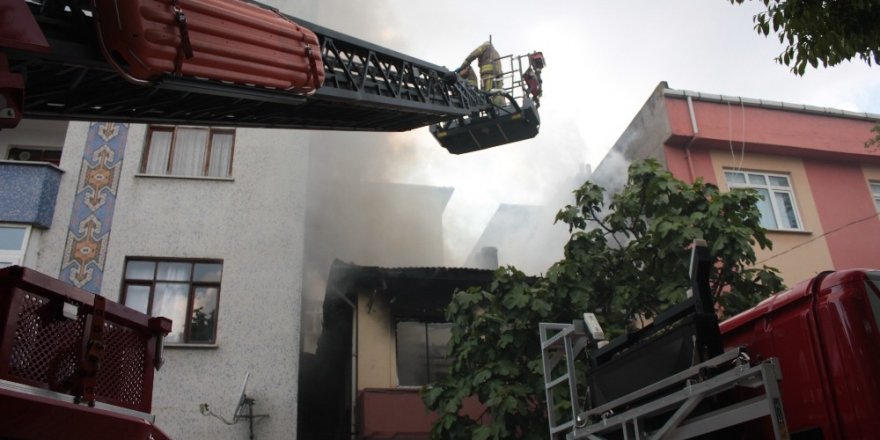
[476,246,499,270]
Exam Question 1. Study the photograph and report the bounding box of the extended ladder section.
[0,0,544,153]
[540,241,790,439]
[541,328,789,440]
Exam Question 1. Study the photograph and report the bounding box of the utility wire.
[757,211,880,264]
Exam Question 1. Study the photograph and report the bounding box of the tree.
[729,0,880,75]
[422,159,785,439]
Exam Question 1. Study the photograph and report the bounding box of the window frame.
[394,320,452,387]
[141,126,235,178]
[6,145,63,166]
[724,170,804,231]
[120,257,223,345]
[0,224,31,268]
[870,181,880,212]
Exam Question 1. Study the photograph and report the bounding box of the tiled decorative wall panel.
[60,123,128,293]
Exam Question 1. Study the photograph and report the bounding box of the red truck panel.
[721,270,880,440]
[93,0,324,94]
[0,266,171,413]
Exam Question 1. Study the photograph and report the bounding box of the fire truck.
[0,0,545,154]
[540,241,880,440]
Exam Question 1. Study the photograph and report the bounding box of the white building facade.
[1,120,309,439]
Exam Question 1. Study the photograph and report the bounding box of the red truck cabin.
[720,269,880,440]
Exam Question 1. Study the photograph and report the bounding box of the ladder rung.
[550,420,575,434]
[546,373,570,389]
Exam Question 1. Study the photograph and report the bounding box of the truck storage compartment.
[93,0,324,94]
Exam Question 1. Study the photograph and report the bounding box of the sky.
[285,0,880,268]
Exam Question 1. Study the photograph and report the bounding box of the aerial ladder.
[0,0,545,154]
[540,241,790,440]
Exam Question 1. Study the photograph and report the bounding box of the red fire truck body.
[721,269,880,439]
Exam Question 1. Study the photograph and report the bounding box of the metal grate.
[8,294,86,389]
[5,293,150,409]
[97,322,148,408]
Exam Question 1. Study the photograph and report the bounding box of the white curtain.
[170,128,208,176]
[207,132,234,177]
[144,131,172,174]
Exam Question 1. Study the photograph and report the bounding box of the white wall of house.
[23,121,309,439]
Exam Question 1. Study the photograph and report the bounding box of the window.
[871,181,880,212]
[142,126,234,177]
[395,321,452,386]
[0,224,30,268]
[7,147,62,166]
[121,258,223,344]
[725,170,802,230]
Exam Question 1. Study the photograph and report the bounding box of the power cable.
[757,211,880,264]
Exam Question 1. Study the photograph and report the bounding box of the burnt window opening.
[395,321,452,386]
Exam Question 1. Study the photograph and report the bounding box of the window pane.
[754,188,778,229]
[871,182,880,211]
[170,128,208,176]
[0,226,26,251]
[126,261,156,280]
[157,262,191,281]
[124,285,151,314]
[774,191,799,229]
[193,263,223,282]
[144,130,172,174]
[747,174,767,185]
[427,323,452,383]
[207,133,234,177]
[768,176,789,187]
[724,171,746,184]
[396,322,428,386]
[152,283,189,343]
[190,287,219,343]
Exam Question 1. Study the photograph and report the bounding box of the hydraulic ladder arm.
[0,0,544,153]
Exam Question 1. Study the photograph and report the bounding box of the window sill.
[765,229,812,235]
[0,160,64,172]
[134,173,234,182]
[165,343,219,349]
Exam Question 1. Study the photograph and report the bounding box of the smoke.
[280,0,595,351]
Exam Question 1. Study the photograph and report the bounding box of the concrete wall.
[20,121,309,439]
[592,82,673,193]
[356,290,397,390]
[707,150,834,286]
[662,92,880,286]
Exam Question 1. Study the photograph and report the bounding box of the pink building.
[594,82,880,286]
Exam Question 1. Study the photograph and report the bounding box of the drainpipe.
[330,284,358,438]
[351,300,358,438]
[684,96,699,184]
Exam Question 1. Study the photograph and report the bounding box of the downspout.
[684,96,699,184]
[330,284,358,439]
[351,299,358,439]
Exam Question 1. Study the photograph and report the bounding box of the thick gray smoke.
[275,0,593,352]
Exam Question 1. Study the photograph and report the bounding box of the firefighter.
[459,41,504,105]
[457,65,478,87]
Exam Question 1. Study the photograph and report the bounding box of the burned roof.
[324,259,496,321]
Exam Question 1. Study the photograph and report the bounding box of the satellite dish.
[233,371,250,421]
